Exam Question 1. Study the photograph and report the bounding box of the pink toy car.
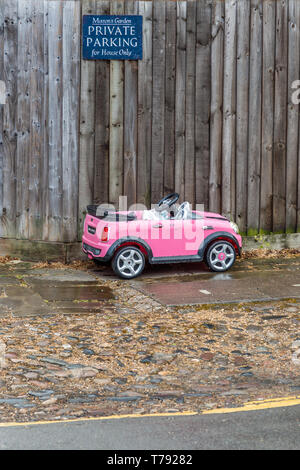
[82,193,242,279]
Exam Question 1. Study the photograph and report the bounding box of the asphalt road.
[0,405,299,450]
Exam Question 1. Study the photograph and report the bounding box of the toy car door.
[148,218,204,259]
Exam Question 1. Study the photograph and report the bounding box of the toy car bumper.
[82,242,102,257]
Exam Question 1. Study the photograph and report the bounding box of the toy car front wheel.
[112,246,145,279]
[206,241,236,272]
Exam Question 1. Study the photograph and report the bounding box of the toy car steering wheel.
[157,193,180,211]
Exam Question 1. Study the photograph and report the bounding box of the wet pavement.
[0,254,299,423]
[0,264,114,317]
[130,256,300,305]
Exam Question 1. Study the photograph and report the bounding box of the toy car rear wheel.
[206,241,236,272]
[112,246,145,279]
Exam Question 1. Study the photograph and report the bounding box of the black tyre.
[112,246,145,279]
[206,240,236,272]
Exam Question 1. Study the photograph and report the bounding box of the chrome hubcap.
[117,249,143,278]
[209,243,235,271]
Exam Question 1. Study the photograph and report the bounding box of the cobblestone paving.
[0,256,300,423]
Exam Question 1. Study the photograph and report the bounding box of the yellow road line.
[202,395,300,415]
[0,411,197,428]
[0,395,299,427]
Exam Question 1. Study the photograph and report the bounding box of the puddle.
[27,269,97,283]
[0,265,116,316]
[0,276,22,286]
[33,285,114,302]
[27,279,101,288]
[24,268,115,303]
[0,286,51,316]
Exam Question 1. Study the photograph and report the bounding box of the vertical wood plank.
[2,0,18,237]
[273,0,288,233]
[124,0,138,208]
[48,0,63,241]
[137,0,152,207]
[42,0,49,241]
[209,0,224,214]
[1,1,18,238]
[184,0,196,206]
[0,5,4,232]
[62,0,81,242]
[222,0,236,221]
[175,1,186,202]
[78,0,96,239]
[109,0,124,206]
[151,0,166,203]
[1,0,18,238]
[164,0,176,196]
[29,0,44,240]
[16,0,33,240]
[286,0,300,233]
[247,0,262,235]
[260,0,275,234]
[236,0,250,234]
[195,0,211,210]
[94,0,110,206]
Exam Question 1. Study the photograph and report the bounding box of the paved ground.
[130,256,300,305]
[0,253,299,428]
[0,404,299,450]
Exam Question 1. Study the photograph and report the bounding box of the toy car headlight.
[230,222,239,234]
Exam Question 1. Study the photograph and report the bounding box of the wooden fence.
[0,0,300,244]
